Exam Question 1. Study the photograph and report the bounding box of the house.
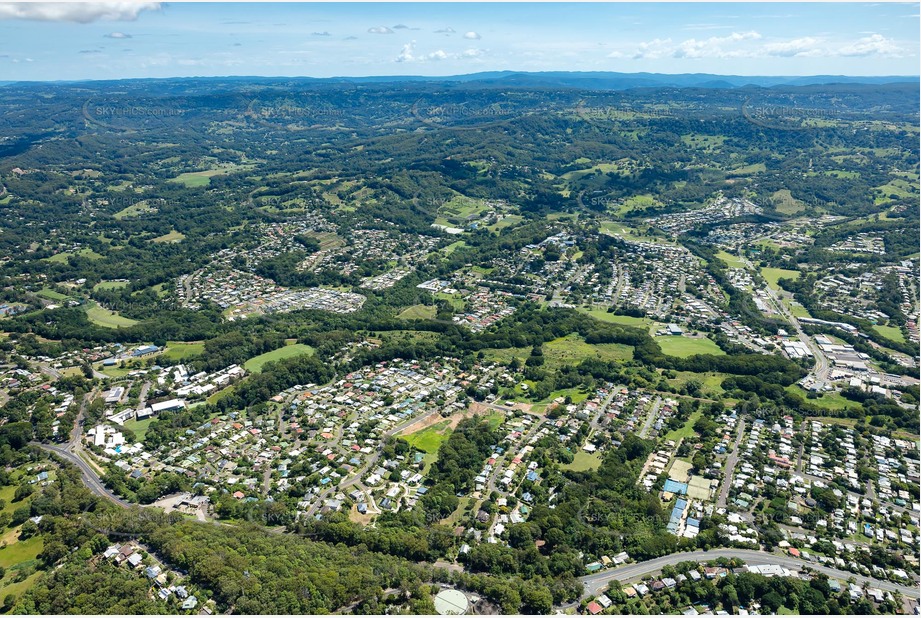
[127,553,143,568]
[181,596,198,610]
[597,595,612,609]
[586,601,603,615]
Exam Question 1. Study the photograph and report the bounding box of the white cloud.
[392,24,409,30]
[762,37,822,57]
[396,41,484,63]
[463,31,481,40]
[105,31,132,39]
[673,31,761,58]
[607,38,671,60]
[435,27,455,34]
[0,2,159,23]
[838,34,904,57]
[312,31,331,37]
[368,26,393,34]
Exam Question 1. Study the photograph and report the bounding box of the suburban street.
[716,418,746,508]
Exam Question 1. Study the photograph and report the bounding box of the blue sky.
[0,2,918,81]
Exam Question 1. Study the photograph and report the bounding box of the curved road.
[33,442,133,509]
[579,548,920,600]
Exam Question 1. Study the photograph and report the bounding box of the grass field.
[761,267,800,289]
[728,162,766,175]
[397,305,436,320]
[0,571,41,607]
[169,168,235,187]
[441,240,467,256]
[243,343,315,373]
[487,215,523,232]
[483,412,504,432]
[113,199,158,219]
[542,387,589,404]
[579,308,651,328]
[121,416,156,442]
[151,230,185,243]
[545,334,633,366]
[0,527,42,569]
[562,450,603,472]
[614,194,661,215]
[655,336,724,358]
[84,302,138,328]
[667,371,728,397]
[42,247,104,263]
[786,386,857,410]
[36,288,69,301]
[873,324,906,344]
[771,189,807,215]
[93,280,129,291]
[403,419,453,453]
[715,250,746,269]
[786,299,812,319]
[162,341,205,361]
[664,410,703,442]
[598,221,673,245]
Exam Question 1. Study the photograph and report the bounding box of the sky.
[0,2,918,81]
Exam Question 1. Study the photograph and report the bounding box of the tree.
[762,591,784,612]
[10,505,30,526]
[13,484,33,502]
[19,520,37,540]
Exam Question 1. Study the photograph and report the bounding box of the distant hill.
[5,71,918,91]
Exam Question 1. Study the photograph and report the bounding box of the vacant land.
[93,280,129,291]
[544,334,633,367]
[36,288,69,301]
[655,336,724,358]
[243,343,315,373]
[162,341,205,361]
[562,450,602,472]
[43,247,104,263]
[397,305,436,320]
[873,324,906,343]
[761,267,800,289]
[151,230,186,243]
[664,410,703,442]
[715,250,746,269]
[580,308,651,328]
[121,416,156,442]
[771,189,807,215]
[403,419,453,453]
[786,385,858,411]
[169,168,235,187]
[113,199,159,219]
[84,302,139,328]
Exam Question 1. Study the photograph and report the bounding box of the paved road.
[637,396,661,439]
[741,255,829,386]
[579,548,921,600]
[716,418,746,508]
[33,442,133,508]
